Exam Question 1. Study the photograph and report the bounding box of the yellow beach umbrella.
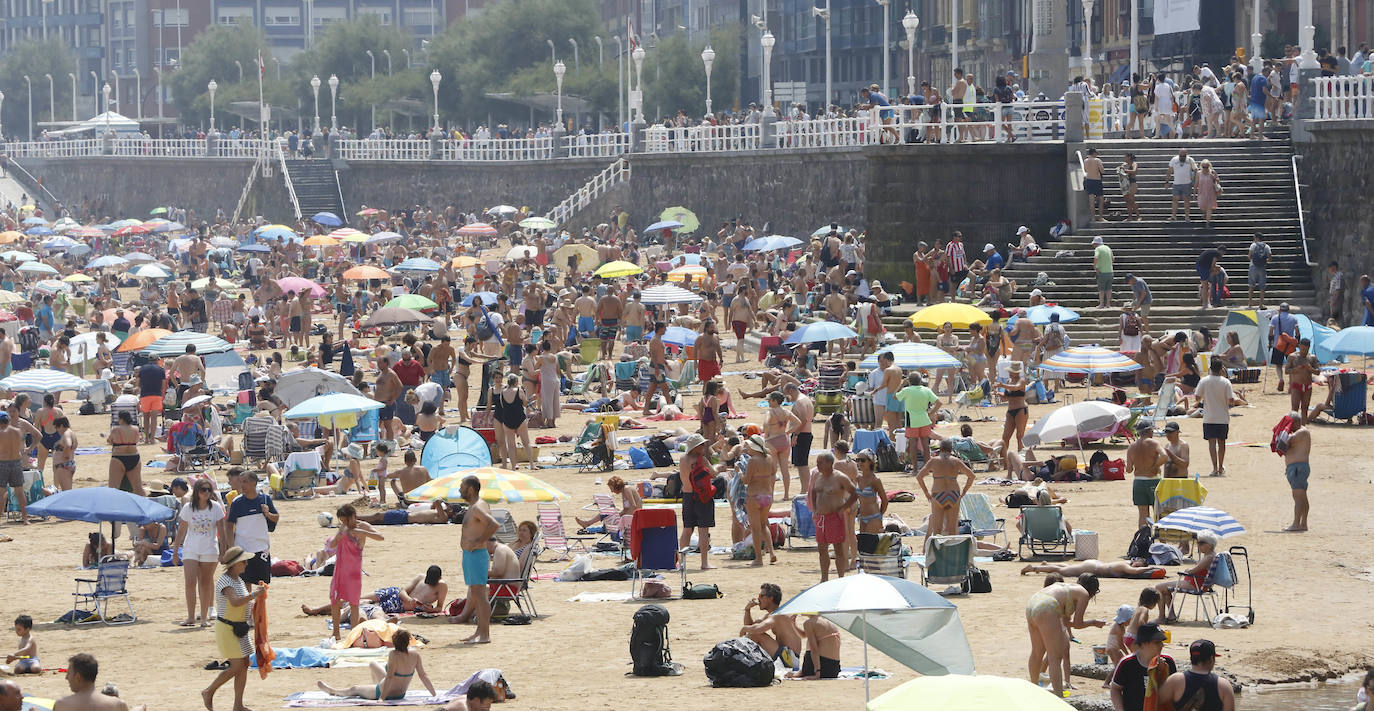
[450,256,480,269]
[0,290,23,305]
[551,243,597,270]
[909,303,992,329]
[303,235,340,247]
[593,260,643,278]
[62,273,95,283]
[405,467,569,504]
[0,231,22,244]
[666,265,708,283]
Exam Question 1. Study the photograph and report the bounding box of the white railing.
[443,137,556,161]
[275,140,302,220]
[775,115,879,148]
[334,138,431,161]
[889,100,1067,143]
[231,156,261,224]
[642,122,763,153]
[1310,75,1374,119]
[546,156,629,225]
[2,139,102,158]
[563,132,630,158]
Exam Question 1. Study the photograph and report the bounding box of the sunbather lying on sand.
[1020,559,1165,578]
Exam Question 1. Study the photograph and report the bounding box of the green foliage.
[641,26,740,122]
[168,24,272,127]
[0,39,78,138]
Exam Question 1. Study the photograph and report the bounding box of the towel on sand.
[283,684,461,707]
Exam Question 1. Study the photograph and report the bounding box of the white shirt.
[1154,82,1175,114]
[1169,156,1196,185]
[1195,375,1234,425]
[1199,66,1219,86]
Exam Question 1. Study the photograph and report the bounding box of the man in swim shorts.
[1125,422,1167,529]
[458,476,498,644]
[741,583,804,670]
[0,413,31,524]
[808,452,857,582]
[1281,413,1312,532]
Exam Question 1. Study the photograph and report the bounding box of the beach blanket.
[566,591,634,603]
[283,684,462,707]
[73,447,111,456]
[781,667,891,681]
[250,646,332,670]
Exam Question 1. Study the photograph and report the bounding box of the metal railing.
[231,157,261,224]
[3,139,102,158]
[275,141,302,221]
[563,132,630,158]
[889,101,1068,143]
[1291,154,1317,266]
[1310,75,1374,119]
[774,116,878,148]
[5,156,61,211]
[642,122,763,153]
[546,156,629,225]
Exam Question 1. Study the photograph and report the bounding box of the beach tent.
[49,111,142,137]
[204,350,250,395]
[421,426,493,476]
[1215,309,1340,364]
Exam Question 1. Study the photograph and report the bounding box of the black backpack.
[1125,525,1153,562]
[630,604,681,677]
[703,637,775,687]
[875,439,902,473]
[645,438,675,468]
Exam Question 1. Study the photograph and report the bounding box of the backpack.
[645,438,675,467]
[629,604,681,677]
[1042,324,1067,352]
[1005,491,1034,508]
[1252,242,1271,266]
[703,638,775,688]
[966,566,992,593]
[628,447,653,469]
[1122,312,1141,337]
[874,439,902,472]
[474,318,494,341]
[1125,525,1153,562]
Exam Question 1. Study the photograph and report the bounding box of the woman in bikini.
[915,438,975,543]
[1025,574,1106,697]
[851,449,888,534]
[50,416,77,491]
[999,361,1030,466]
[453,336,487,424]
[35,393,63,473]
[742,436,778,566]
[965,323,988,385]
[317,628,435,701]
[106,410,144,494]
[763,391,801,495]
[696,380,724,449]
[934,322,960,398]
[414,401,444,445]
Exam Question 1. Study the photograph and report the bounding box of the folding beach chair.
[580,492,625,544]
[1017,505,1075,560]
[558,421,603,468]
[959,492,1009,549]
[278,450,322,499]
[918,535,975,594]
[109,399,139,431]
[614,360,640,392]
[1169,549,1241,625]
[72,556,136,625]
[490,537,541,618]
[1144,381,1178,427]
[786,496,817,550]
[848,394,876,428]
[667,359,697,394]
[241,415,276,465]
[490,508,519,547]
[856,532,908,578]
[536,503,592,561]
[1330,372,1368,422]
[628,508,684,599]
[578,338,602,365]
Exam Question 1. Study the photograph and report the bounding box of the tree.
[0,39,78,139]
[641,26,741,123]
[167,24,272,128]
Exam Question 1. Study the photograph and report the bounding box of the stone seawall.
[15,157,256,222]
[1296,121,1374,324]
[337,159,610,222]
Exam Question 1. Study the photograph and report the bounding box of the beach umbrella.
[149,207,168,215]
[506,245,538,261]
[41,236,79,250]
[356,207,383,217]
[1038,345,1142,375]
[151,221,187,234]
[551,243,597,269]
[0,231,21,244]
[775,572,975,701]
[639,284,703,305]
[0,369,91,394]
[518,216,556,230]
[661,326,699,347]
[742,235,803,252]
[276,367,362,409]
[486,205,519,217]
[254,224,297,241]
[129,263,172,279]
[276,277,326,298]
[67,244,92,258]
[395,257,442,273]
[406,467,569,504]
[69,331,123,362]
[785,321,857,345]
[867,675,1072,711]
[21,216,48,226]
[24,226,53,236]
[1323,326,1374,357]
[0,251,36,263]
[342,265,391,281]
[386,294,438,311]
[284,392,384,429]
[209,237,239,249]
[86,255,128,270]
[1026,304,1082,325]
[812,224,849,237]
[26,487,173,525]
[460,291,498,307]
[123,252,156,263]
[360,230,401,244]
[363,307,431,328]
[665,253,708,267]
[909,303,992,329]
[593,260,642,278]
[1154,506,1247,539]
[311,211,343,227]
[1021,401,1129,464]
[115,328,174,352]
[67,226,104,239]
[33,279,72,294]
[0,291,23,306]
[858,342,963,371]
[17,261,58,275]
[141,331,234,357]
[457,223,499,237]
[666,265,708,283]
[110,219,143,229]
[112,224,149,237]
[62,273,94,283]
[659,206,700,234]
[302,235,339,247]
[644,219,684,233]
[237,243,271,253]
[450,256,481,269]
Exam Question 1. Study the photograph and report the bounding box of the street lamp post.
[310,75,321,132]
[1081,0,1095,82]
[153,68,163,119]
[951,0,959,74]
[876,0,890,98]
[701,45,715,116]
[631,45,645,124]
[554,60,566,127]
[0,92,5,141]
[761,31,776,116]
[112,73,121,117]
[903,11,920,96]
[569,38,579,73]
[429,69,441,130]
[1251,0,1263,73]
[547,39,556,65]
[207,79,216,132]
[102,83,112,134]
[68,73,76,121]
[328,74,338,131]
[1298,0,1317,69]
[402,49,411,69]
[366,50,376,130]
[1130,0,1139,80]
[44,74,54,127]
[22,76,31,141]
[88,70,98,117]
[132,69,141,119]
[382,49,392,75]
[594,36,603,66]
[811,3,832,108]
[273,57,281,81]
[614,35,624,131]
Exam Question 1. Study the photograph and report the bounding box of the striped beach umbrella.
[0,369,91,394]
[666,265,708,283]
[457,223,499,237]
[141,331,234,357]
[639,284,702,305]
[1038,345,1142,373]
[394,257,442,273]
[857,342,962,371]
[405,467,569,504]
[1154,506,1246,539]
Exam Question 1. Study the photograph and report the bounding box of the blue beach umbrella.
[1154,506,1246,539]
[857,342,962,371]
[311,211,343,227]
[27,487,174,525]
[395,257,442,272]
[1323,326,1374,357]
[785,321,858,344]
[1025,304,1081,325]
[25,226,54,236]
[661,326,699,347]
[644,220,684,233]
[237,243,271,253]
[21,216,48,226]
[461,291,498,306]
[284,392,384,429]
[742,235,804,252]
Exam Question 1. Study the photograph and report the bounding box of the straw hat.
[682,434,709,453]
[220,546,254,568]
[745,435,769,454]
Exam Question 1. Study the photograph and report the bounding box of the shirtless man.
[784,383,814,497]
[522,281,546,330]
[374,357,403,442]
[741,583,804,670]
[357,500,455,526]
[1126,422,1168,528]
[596,284,623,360]
[172,344,206,386]
[808,452,858,581]
[427,335,456,401]
[1285,339,1319,423]
[287,290,306,347]
[389,451,431,502]
[950,68,970,141]
[450,539,519,624]
[1082,147,1106,222]
[297,290,313,347]
[574,287,597,338]
[1280,413,1312,532]
[0,412,39,524]
[880,352,905,430]
[458,476,499,644]
[695,319,724,384]
[54,654,127,711]
[1161,422,1190,478]
[623,291,647,343]
[727,290,755,363]
[915,438,975,545]
[642,322,670,415]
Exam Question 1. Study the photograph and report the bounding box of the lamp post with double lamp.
[632,45,646,124]
[875,0,890,98]
[701,45,715,116]
[569,38,579,73]
[429,69,441,130]
[0,92,5,141]
[1081,0,1095,82]
[761,31,776,117]
[207,79,216,132]
[328,74,338,131]
[613,35,624,130]
[366,50,376,130]
[1250,0,1263,73]
[132,69,141,119]
[153,68,163,120]
[903,11,920,96]
[310,75,321,133]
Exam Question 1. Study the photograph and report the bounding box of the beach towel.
[250,646,331,670]
[254,585,275,678]
[283,683,462,707]
[567,591,634,603]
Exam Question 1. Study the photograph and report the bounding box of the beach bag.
[1125,525,1153,562]
[1133,92,1149,112]
[639,581,672,599]
[682,582,724,600]
[1100,459,1126,481]
[1149,542,1183,566]
[1271,415,1295,456]
[645,438,675,467]
[1088,450,1109,477]
[474,319,494,341]
[629,604,681,676]
[1042,325,1066,352]
[628,447,653,469]
[703,638,775,688]
[1274,332,1298,356]
[1122,312,1141,337]
[270,559,304,577]
[1005,491,1034,508]
[966,566,992,593]
[874,440,902,473]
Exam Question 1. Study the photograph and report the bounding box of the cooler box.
[1073,530,1098,560]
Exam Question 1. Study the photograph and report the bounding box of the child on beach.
[329,504,385,640]
[373,442,392,504]
[1126,588,1160,649]
[5,614,39,674]
[1105,604,1134,666]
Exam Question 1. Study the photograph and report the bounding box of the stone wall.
[337,159,610,219]
[1295,121,1374,324]
[15,157,256,223]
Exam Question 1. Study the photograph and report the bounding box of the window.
[153,8,189,28]
[1034,0,1053,36]
[313,5,346,26]
[357,6,393,25]
[217,7,253,25]
[402,7,436,28]
[264,5,301,26]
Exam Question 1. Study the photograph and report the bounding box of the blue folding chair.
[787,496,817,549]
[72,556,136,625]
[629,508,684,598]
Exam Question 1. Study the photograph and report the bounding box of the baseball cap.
[1136,622,1167,643]
[1280,302,1291,311]
[1017,226,1030,235]
[1113,604,1135,625]
[1162,422,1181,433]
[983,243,996,253]
[1189,639,1220,663]
[1135,421,1154,433]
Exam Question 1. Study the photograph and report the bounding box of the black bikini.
[1005,388,1027,418]
[111,434,141,472]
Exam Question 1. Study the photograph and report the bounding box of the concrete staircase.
[995,134,1318,348]
[283,159,346,224]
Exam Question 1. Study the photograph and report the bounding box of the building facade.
[1,0,108,118]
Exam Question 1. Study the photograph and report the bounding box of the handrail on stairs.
[1291,154,1317,267]
[7,158,61,213]
[276,141,302,221]
[231,157,261,224]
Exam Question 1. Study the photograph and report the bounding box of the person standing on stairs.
[1083,148,1105,223]
[1247,233,1271,309]
[1092,236,1114,310]
[1195,246,1226,308]
[1167,148,1197,221]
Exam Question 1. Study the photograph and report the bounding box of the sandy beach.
[2,348,1371,710]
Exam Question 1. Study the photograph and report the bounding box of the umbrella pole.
[862,609,870,704]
